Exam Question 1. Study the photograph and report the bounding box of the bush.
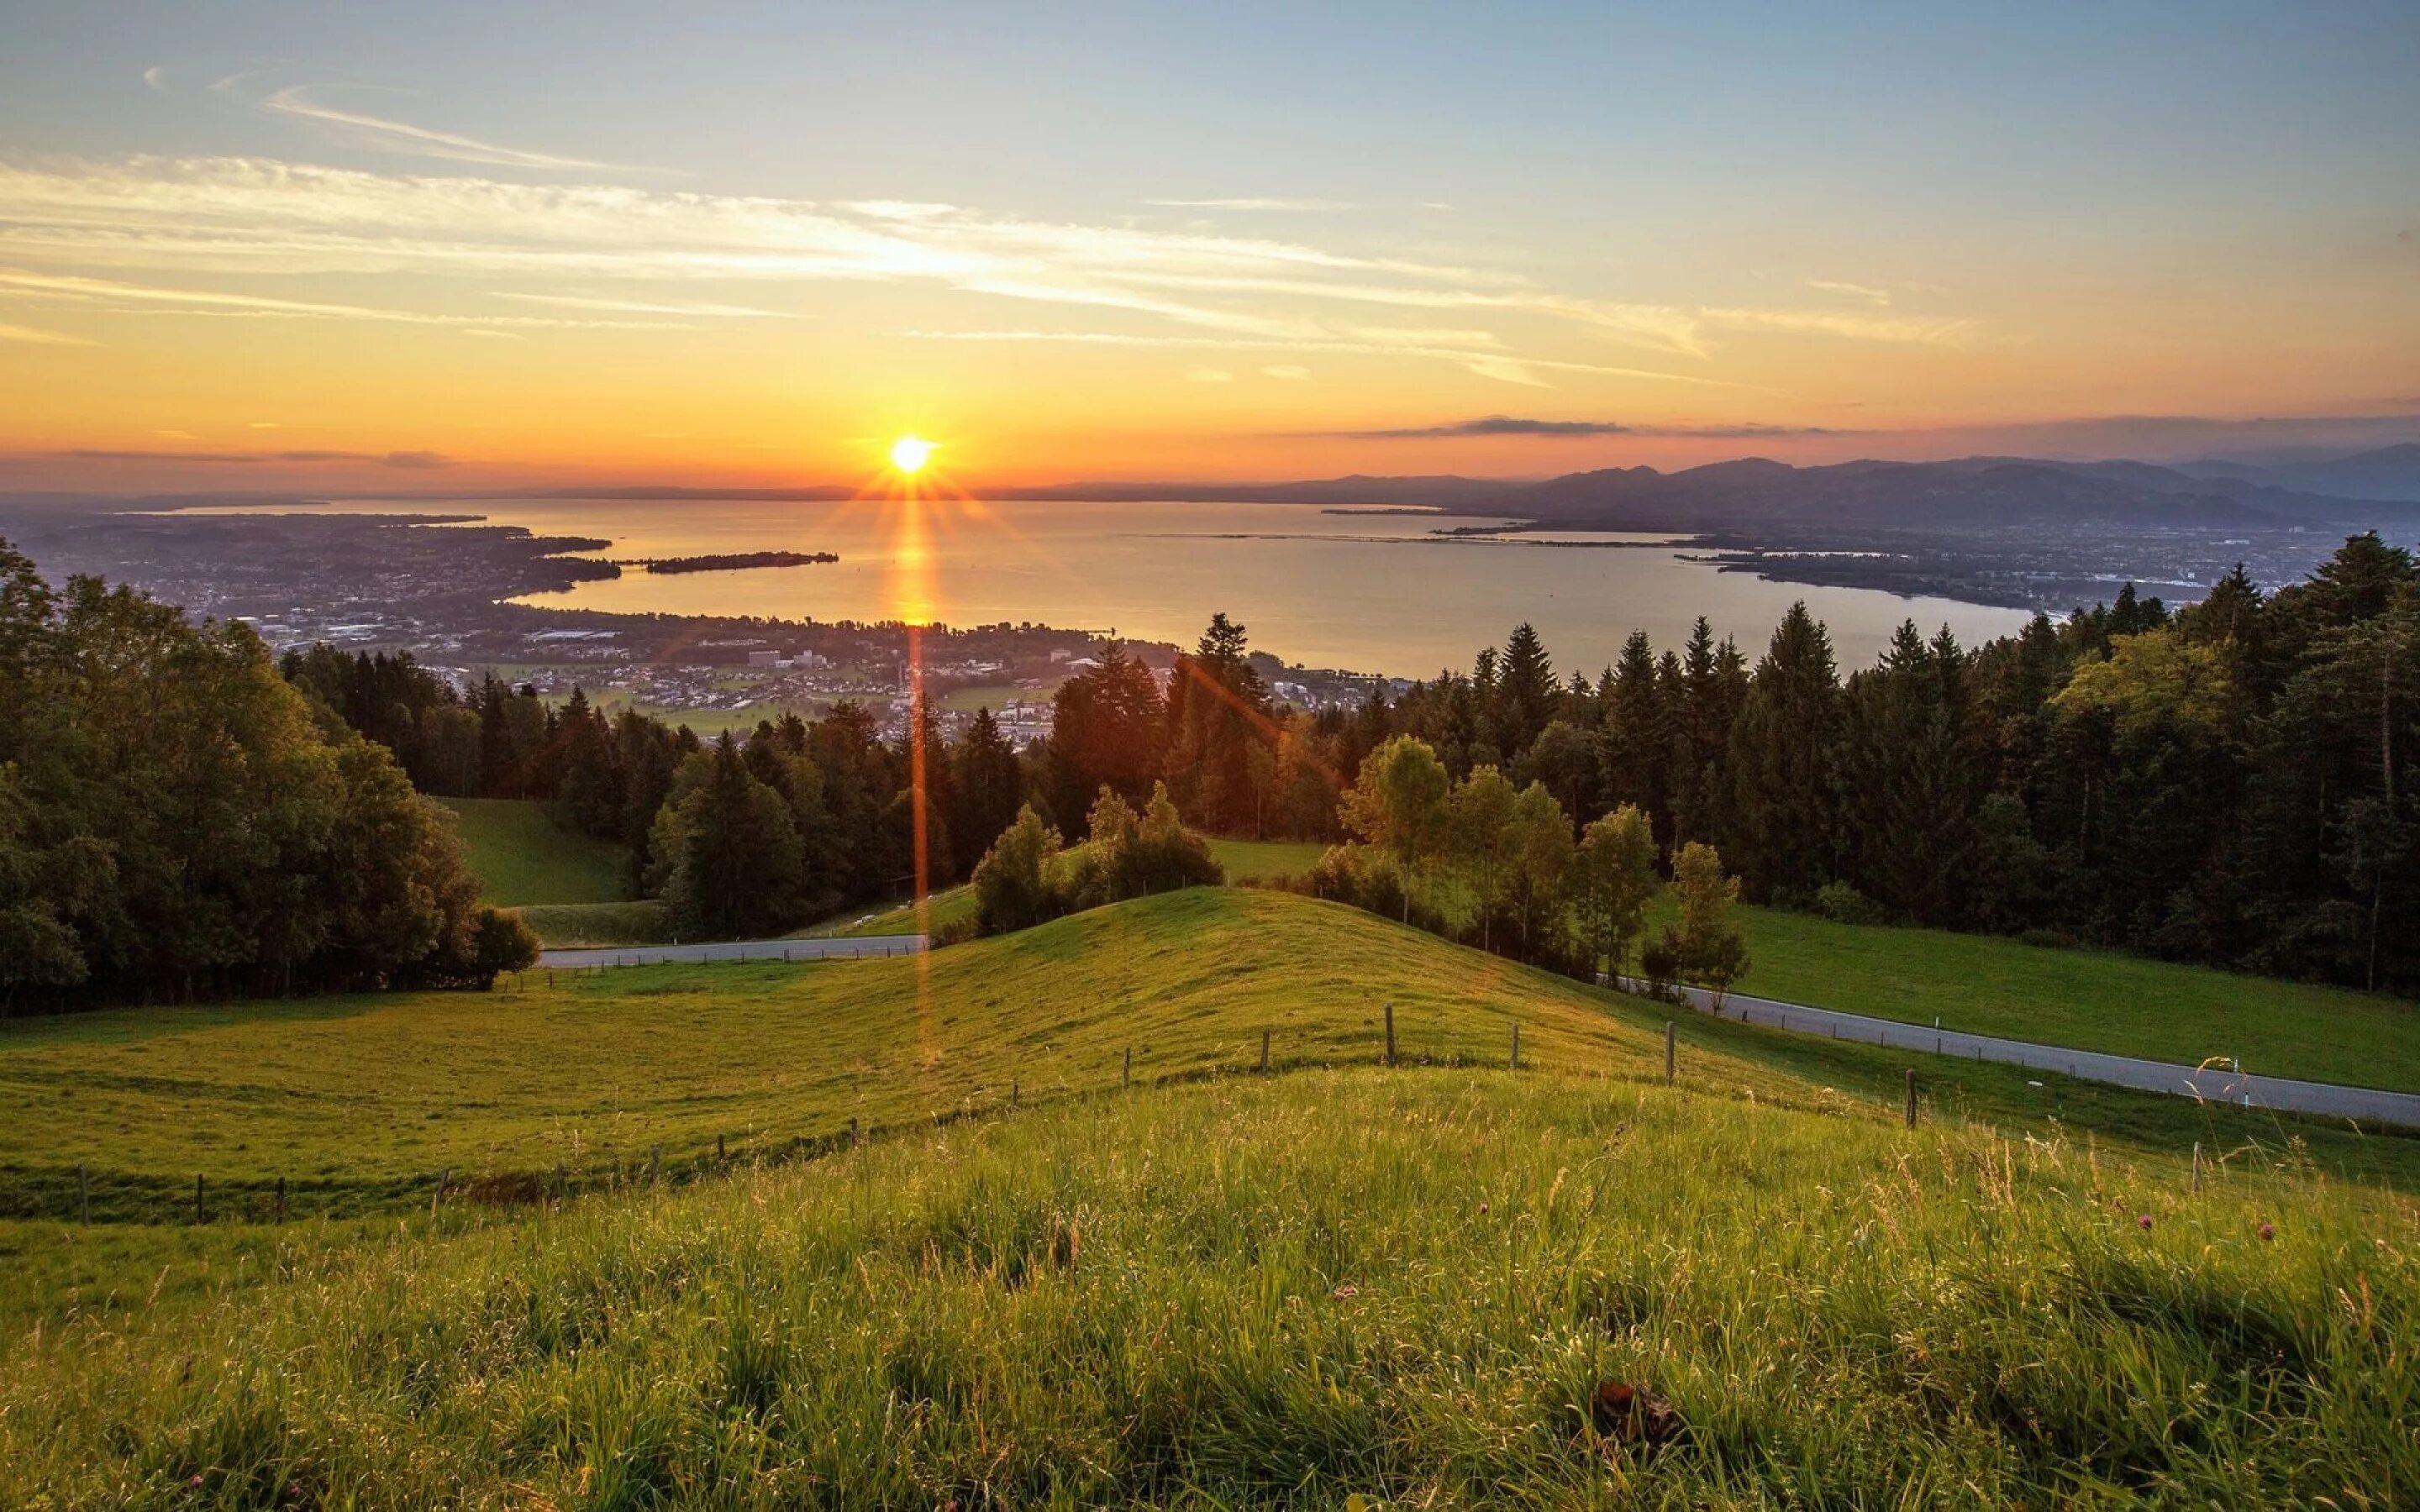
[971,806,1064,935]
[1813,881,1885,926]
[971,786,1223,937]
[1639,935,1683,1000]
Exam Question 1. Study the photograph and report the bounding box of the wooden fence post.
[275,1175,286,1225]
[1384,1001,1397,1067]
[1122,1047,1133,1089]
[1664,1021,1676,1085]
[78,1163,88,1226]
[553,1162,566,1204]
[1903,1068,1918,1129]
[1510,1022,1521,1071]
[648,1146,660,1187]
[2191,1142,2202,1194]
[847,1116,860,1149]
[195,1173,206,1226]
[717,1133,727,1165]
[1011,1076,1020,1108]
[432,1168,450,1218]
[1259,1028,1270,1073]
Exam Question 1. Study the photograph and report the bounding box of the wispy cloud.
[1143,197,1361,212]
[60,447,450,467]
[0,267,693,332]
[1334,415,1848,439]
[492,291,797,318]
[898,329,1770,391]
[1702,307,1976,346]
[0,320,97,346]
[0,154,1979,383]
[1186,367,1234,382]
[1262,365,1311,381]
[1806,279,1891,306]
[241,79,642,171]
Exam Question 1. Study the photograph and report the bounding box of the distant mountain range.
[1022,444,2420,529]
[1503,454,2420,533]
[12,442,2417,533]
[2173,443,2420,504]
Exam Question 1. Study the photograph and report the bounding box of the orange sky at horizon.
[3,8,2416,493]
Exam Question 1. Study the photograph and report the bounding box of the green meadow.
[5,888,2418,1504]
[5,1064,2415,1506]
[1691,900,2420,1095]
[439,797,629,906]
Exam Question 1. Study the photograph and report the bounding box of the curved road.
[1629,978,2420,1130]
[538,935,927,969]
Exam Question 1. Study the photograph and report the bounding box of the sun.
[889,434,935,475]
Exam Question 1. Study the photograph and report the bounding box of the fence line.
[19,1005,1924,1228]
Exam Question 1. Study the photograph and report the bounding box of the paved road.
[538,935,927,969]
[1623,978,2420,1129]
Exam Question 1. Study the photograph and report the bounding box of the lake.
[281,496,2033,678]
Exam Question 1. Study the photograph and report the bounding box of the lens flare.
[889,434,935,474]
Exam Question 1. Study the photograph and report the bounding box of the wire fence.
[13,1011,1846,1228]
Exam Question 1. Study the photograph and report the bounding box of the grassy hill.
[5,1066,2413,1504]
[8,889,2416,1226]
[802,836,1325,939]
[4,888,2417,1503]
[438,798,628,906]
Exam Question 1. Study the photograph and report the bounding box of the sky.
[1,0,2415,491]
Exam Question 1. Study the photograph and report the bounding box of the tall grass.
[5,1071,2412,1507]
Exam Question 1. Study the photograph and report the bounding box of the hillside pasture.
[437,798,627,906]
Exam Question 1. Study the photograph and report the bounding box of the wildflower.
[1333,1284,1359,1300]
[2259,1222,2275,1242]
[1478,1201,1489,1215]
[2137,1214,2153,1231]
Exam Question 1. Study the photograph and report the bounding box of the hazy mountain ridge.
[1507,455,2416,531]
[2173,443,2420,503]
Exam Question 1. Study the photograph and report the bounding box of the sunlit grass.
[4,1072,2412,1506]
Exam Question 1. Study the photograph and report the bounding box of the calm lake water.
[284,496,2033,677]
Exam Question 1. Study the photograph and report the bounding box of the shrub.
[1813,880,1885,926]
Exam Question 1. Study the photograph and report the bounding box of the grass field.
[802,837,1327,939]
[6,888,2419,1503]
[8,890,2417,1227]
[513,900,673,948]
[439,798,628,906]
[1209,835,1327,880]
[5,1069,2414,1504]
[1686,900,2420,1095]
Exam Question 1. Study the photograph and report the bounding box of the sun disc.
[890,434,935,474]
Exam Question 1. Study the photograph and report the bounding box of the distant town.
[0,501,1399,743]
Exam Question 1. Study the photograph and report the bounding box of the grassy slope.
[0,892,1801,1210]
[802,837,1326,938]
[513,900,673,948]
[8,890,2418,1230]
[1697,900,2420,1094]
[6,1073,2415,1505]
[438,797,627,906]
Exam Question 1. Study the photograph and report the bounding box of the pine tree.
[1497,622,1556,755]
[1596,630,1667,834]
[1722,602,1842,901]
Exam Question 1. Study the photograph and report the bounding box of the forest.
[0,541,534,1011]
[8,528,2412,1011]
[266,528,2420,1000]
